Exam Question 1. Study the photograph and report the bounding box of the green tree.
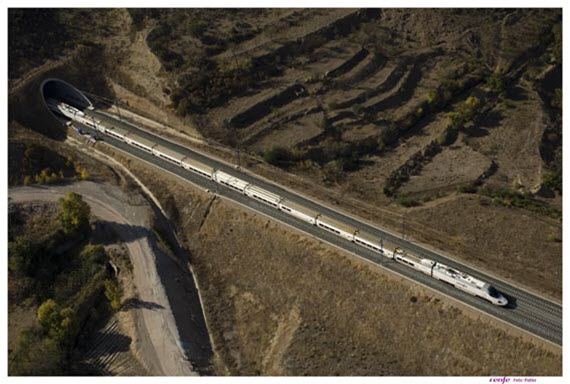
[37,299,78,344]
[8,236,37,276]
[104,279,122,311]
[37,299,61,332]
[58,192,90,235]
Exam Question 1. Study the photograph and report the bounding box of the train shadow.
[503,294,518,310]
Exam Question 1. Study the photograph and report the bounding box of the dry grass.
[117,155,561,376]
[407,194,562,300]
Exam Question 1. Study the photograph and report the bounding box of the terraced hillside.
[127,9,560,203]
[9,7,561,298]
[126,10,562,300]
[8,7,563,376]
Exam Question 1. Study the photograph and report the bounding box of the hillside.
[8,8,562,376]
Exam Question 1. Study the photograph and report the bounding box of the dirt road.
[9,182,211,375]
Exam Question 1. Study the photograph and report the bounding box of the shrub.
[80,168,90,180]
[8,236,38,277]
[189,19,208,38]
[543,148,561,194]
[457,183,477,194]
[486,73,504,93]
[263,147,294,168]
[58,192,90,235]
[104,279,122,311]
[427,90,439,106]
[552,23,562,64]
[397,197,420,207]
[547,233,561,243]
[437,126,458,146]
[479,187,561,219]
[37,300,78,346]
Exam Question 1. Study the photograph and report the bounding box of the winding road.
[9,182,211,375]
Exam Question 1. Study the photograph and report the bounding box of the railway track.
[77,108,562,346]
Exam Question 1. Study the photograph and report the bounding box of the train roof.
[354,230,380,244]
[125,132,157,149]
[433,263,486,288]
[181,157,215,174]
[246,184,282,200]
[153,144,187,162]
[317,214,357,235]
[106,125,130,138]
[279,199,319,218]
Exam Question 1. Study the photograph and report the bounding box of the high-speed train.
[53,100,508,306]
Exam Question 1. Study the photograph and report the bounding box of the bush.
[397,197,420,207]
[263,147,294,168]
[189,19,208,38]
[457,183,477,194]
[8,236,38,277]
[437,126,458,146]
[479,187,561,219]
[379,125,398,146]
[543,148,561,194]
[552,23,562,64]
[37,300,78,346]
[104,280,122,311]
[486,73,504,93]
[58,192,90,236]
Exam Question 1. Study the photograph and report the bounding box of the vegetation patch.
[8,193,120,375]
[478,186,561,220]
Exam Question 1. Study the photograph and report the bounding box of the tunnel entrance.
[40,78,93,122]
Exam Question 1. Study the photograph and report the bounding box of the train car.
[244,185,282,208]
[152,144,187,165]
[76,115,101,131]
[316,215,357,241]
[105,125,130,141]
[124,132,157,152]
[430,262,508,306]
[212,171,250,193]
[353,231,385,254]
[392,248,433,275]
[181,157,215,179]
[278,199,320,225]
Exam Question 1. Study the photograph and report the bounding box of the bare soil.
[406,194,562,300]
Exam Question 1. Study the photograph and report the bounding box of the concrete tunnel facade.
[40,78,93,122]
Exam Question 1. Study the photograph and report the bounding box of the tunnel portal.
[40,78,93,122]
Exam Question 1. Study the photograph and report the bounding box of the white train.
[53,101,508,306]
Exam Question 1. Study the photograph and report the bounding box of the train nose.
[498,296,508,306]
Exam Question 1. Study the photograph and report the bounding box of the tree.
[463,96,480,118]
[36,299,78,346]
[263,147,294,168]
[8,236,37,276]
[37,299,61,332]
[58,192,90,235]
[104,279,122,311]
[543,148,562,194]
